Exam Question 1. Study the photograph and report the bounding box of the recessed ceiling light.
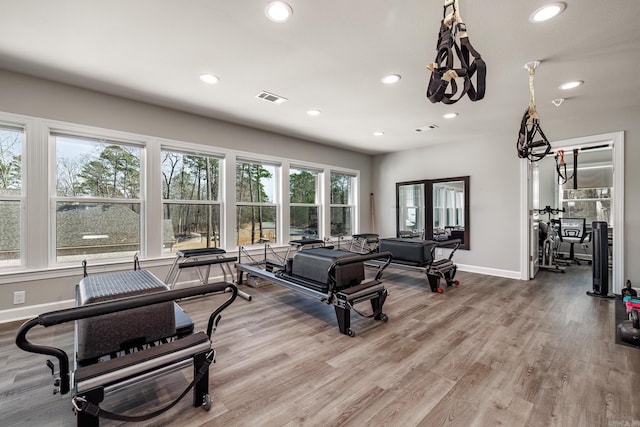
[373,131,384,136]
[443,112,458,119]
[307,109,321,116]
[530,2,566,22]
[381,74,401,85]
[559,80,583,90]
[265,1,293,23]
[199,74,220,84]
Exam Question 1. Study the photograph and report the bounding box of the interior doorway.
[520,132,624,293]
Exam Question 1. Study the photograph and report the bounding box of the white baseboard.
[457,263,523,280]
[0,299,75,324]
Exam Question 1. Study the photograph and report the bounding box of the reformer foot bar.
[236,248,392,337]
[365,237,461,294]
[15,278,237,427]
[165,247,251,301]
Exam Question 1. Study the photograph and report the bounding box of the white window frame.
[0,121,26,269]
[329,170,358,238]
[0,110,362,282]
[160,146,224,253]
[235,158,280,247]
[49,128,146,266]
[289,165,321,241]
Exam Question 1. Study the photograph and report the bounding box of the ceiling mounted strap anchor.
[517,61,552,162]
[426,0,486,105]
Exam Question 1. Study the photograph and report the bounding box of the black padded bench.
[377,237,461,293]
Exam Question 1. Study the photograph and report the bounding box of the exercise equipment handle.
[15,317,71,395]
[207,284,238,338]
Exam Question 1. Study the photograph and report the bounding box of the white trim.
[457,264,522,280]
[519,159,530,280]
[520,131,624,292]
[0,299,75,324]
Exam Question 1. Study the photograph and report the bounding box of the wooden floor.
[1,264,638,426]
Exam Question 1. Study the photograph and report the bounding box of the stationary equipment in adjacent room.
[587,221,614,298]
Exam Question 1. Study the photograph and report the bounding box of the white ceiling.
[0,1,639,155]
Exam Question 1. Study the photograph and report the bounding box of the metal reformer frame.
[165,247,251,301]
[15,279,238,427]
[236,241,393,336]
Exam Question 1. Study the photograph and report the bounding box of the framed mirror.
[396,181,425,238]
[396,176,470,250]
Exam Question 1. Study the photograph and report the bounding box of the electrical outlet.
[13,291,25,305]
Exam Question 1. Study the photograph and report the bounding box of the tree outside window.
[161,149,221,252]
[330,172,355,237]
[0,127,22,266]
[55,135,142,263]
[290,167,319,241]
[236,161,277,246]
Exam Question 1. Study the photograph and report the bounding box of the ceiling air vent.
[256,91,288,104]
[415,124,439,132]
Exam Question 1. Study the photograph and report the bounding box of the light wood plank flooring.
[0,265,638,426]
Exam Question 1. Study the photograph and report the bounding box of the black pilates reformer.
[236,240,392,337]
[15,265,238,427]
[351,234,461,293]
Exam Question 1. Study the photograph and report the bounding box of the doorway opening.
[520,132,624,293]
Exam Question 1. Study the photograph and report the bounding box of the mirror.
[396,176,470,250]
[396,182,425,238]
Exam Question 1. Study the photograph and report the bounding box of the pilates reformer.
[165,247,252,300]
[353,234,461,294]
[15,266,238,427]
[236,241,392,337]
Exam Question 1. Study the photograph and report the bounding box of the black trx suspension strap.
[517,63,552,161]
[555,149,578,187]
[426,0,486,104]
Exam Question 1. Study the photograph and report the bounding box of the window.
[162,149,222,253]
[236,160,277,245]
[433,182,465,229]
[54,134,142,263]
[330,172,355,236]
[289,167,319,241]
[0,125,23,266]
[398,183,425,235]
[561,165,613,226]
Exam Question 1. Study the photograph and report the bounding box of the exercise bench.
[165,248,251,301]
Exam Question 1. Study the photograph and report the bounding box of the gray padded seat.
[76,270,176,361]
